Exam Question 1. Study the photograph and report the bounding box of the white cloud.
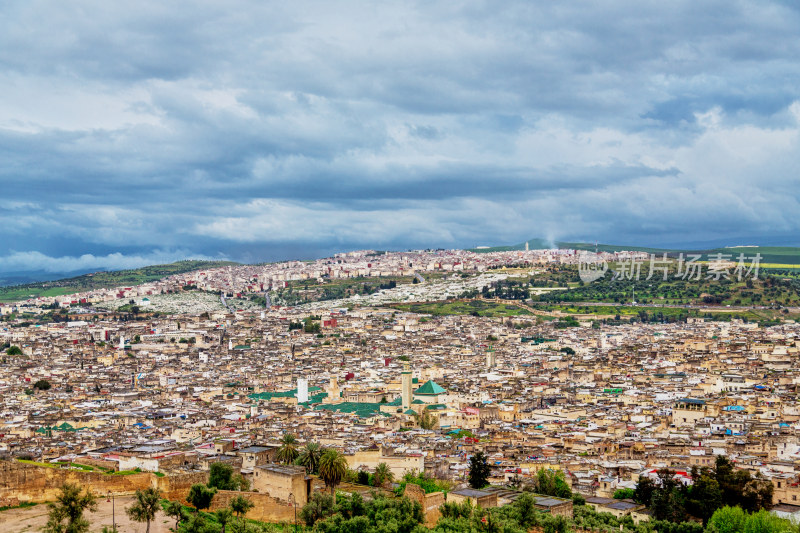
[0,250,220,273]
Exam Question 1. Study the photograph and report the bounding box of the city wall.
[0,460,206,507]
[207,490,299,524]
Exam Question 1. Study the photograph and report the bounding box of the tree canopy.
[468,451,490,489]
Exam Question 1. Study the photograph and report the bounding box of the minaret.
[119,336,125,350]
[402,360,412,411]
[486,348,496,370]
[326,376,340,403]
[297,378,309,403]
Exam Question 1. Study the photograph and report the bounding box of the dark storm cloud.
[1,0,800,272]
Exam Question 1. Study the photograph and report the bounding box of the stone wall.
[156,471,209,501]
[403,483,443,526]
[345,448,424,477]
[0,460,208,507]
[208,490,299,524]
[0,460,153,506]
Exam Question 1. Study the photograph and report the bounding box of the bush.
[300,492,336,527]
[614,488,635,500]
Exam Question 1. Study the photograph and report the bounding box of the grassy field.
[390,299,533,317]
[0,260,238,303]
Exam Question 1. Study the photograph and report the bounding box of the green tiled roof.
[426,403,447,410]
[299,392,329,406]
[315,401,383,418]
[414,380,446,395]
[404,409,417,415]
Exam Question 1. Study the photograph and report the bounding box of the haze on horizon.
[1,1,800,276]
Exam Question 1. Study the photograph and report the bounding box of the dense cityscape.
[3,1,800,532]
[2,247,800,532]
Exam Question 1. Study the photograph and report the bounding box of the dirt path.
[2,496,174,533]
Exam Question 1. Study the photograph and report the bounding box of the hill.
[469,239,800,266]
[0,260,239,303]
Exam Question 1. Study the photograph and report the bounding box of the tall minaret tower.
[401,360,412,411]
[486,348,496,370]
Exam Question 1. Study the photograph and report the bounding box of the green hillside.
[0,260,238,303]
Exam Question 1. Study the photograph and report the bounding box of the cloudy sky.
[2,1,800,275]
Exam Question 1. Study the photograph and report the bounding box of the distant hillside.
[469,239,800,266]
[468,239,670,254]
[0,260,239,303]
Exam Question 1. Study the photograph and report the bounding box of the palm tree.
[319,448,348,495]
[126,487,161,533]
[276,433,299,464]
[230,495,254,531]
[215,508,233,533]
[297,442,323,474]
[373,463,394,488]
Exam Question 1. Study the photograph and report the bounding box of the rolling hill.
[469,240,800,266]
[0,260,239,303]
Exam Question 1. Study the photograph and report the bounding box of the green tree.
[43,483,98,533]
[513,492,540,529]
[319,448,348,495]
[742,509,793,533]
[300,491,336,527]
[229,495,254,530]
[707,505,747,533]
[33,379,51,390]
[126,487,161,533]
[337,492,366,520]
[162,500,186,532]
[297,442,323,474]
[633,476,656,505]
[215,508,234,533]
[542,514,570,533]
[649,469,688,523]
[373,462,394,488]
[6,345,22,356]
[533,468,572,498]
[314,493,423,533]
[742,477,774,513]
[232,474,249,492]
[208,462,236,490]
[468,451,490,489]
[686,468,722,524]
[613,488,635,499]
[714,455,774,513]
[276,433,299,464]
[182,513,209,533]
[186,484,216,513]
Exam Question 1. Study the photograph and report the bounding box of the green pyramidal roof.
[414,380,446,395]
